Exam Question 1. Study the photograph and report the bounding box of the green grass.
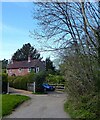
[2,94,30,117]
[64,97,98,120]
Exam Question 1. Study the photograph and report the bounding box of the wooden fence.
[49,84,65,91]
[27,83,65,92]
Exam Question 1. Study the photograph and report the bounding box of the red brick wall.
[7,68,29,76]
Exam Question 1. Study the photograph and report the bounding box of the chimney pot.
[28,55,31,62]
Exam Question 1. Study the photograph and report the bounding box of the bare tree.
[32,2,100,118]
[33,2,99,56]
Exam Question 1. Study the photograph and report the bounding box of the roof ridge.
[7,59,44,69]
[12,59,40,62]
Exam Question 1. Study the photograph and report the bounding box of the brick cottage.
[7,56,45,76]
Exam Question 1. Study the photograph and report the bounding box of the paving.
[5,88,70,118]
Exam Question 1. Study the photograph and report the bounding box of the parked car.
[42,83,55,91]
[35,86,44,92]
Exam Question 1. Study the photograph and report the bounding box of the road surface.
[6,88,70,118]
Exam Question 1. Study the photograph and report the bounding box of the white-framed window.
[28,68,30,72]
[36,67,39,73]
[18,68,22,73]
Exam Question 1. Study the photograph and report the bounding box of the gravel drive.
[5,88,70,118]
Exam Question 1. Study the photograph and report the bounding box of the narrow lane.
[6,90,70,118]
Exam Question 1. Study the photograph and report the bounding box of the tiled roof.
[7,59,45,69]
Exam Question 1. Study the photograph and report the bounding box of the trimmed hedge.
[8,76,15,87]
[8,72,46,92]
[8,73,35,90]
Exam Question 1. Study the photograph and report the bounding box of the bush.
[13,76,23,89]
[8,76,16,87]
[64,93,99,119]
[33,71,46,92]
[46,74,65,84]
[2,69,7,73]
[1,73,8,93]
[8,73,35,90]
[8,72,46,92]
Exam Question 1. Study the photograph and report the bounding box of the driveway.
[6,88,70,118]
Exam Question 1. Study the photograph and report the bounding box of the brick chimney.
[11,59,13,64]
[28,55,31,62]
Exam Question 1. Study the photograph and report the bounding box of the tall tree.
[2,59,8,69]
[46,57,55,72]
[12,43,41,61]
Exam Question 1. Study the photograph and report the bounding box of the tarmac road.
[5,89,70,118]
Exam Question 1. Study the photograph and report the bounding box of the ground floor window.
[28,67,35,72]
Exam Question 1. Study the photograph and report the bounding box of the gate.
[27,82,35,93]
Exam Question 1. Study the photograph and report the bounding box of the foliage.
[8,72,46,92]
[2,59,8,69]
[46,74,65,84]
[60,48,99,119]
[12,43,41,61]
[2,69,7,73]
[33,2,99,119]
[33,71,46,92]
[8,73,35,90]
[2,94,30,116]
[45,57,55,73]
[64,93,99,120]
[8,76,16,87]
[1,73,8,93]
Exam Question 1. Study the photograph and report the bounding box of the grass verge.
[2,94,30,117]
[64,97,98,120]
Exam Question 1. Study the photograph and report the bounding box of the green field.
[2,94,30,117]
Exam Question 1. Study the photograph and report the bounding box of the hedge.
[8,76,15,87]
[8,73,35,90]
[8,72,46,92]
